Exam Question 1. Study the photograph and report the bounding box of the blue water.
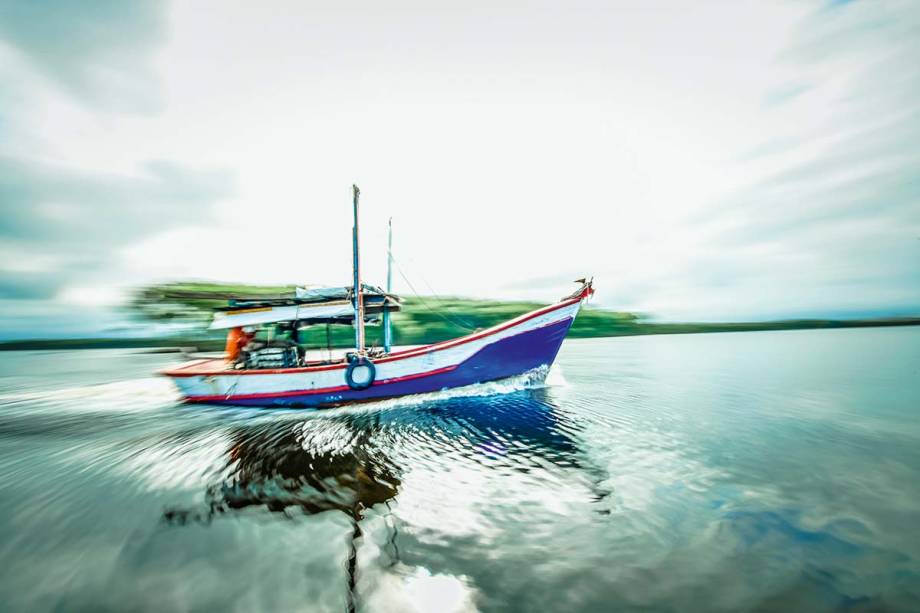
[0,327,918,612]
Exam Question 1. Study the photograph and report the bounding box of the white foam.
[297,365,555,419]
[0,377,181,413]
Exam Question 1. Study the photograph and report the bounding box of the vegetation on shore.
[1,282,917,351]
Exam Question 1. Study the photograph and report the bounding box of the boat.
[160,185,593,407]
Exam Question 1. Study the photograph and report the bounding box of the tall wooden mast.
[351,184,366,354]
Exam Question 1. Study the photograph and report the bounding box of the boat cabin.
[213,284,401,370]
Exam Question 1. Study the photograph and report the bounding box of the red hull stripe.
[182,364,459,402]
[162,295,582,378]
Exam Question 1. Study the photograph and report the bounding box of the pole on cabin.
[383,217,393,353]
[352,185,366,354]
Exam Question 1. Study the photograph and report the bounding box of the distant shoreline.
[2,317,917,351]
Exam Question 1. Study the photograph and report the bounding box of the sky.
[1,0,918,338]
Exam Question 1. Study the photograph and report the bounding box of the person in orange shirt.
[225,326,255,362]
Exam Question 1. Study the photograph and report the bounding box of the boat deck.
[165,346,424,376]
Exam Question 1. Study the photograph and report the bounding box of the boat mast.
[383,217,393,353]
[351,184,366,355]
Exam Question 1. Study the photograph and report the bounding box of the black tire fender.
[345,357,376,390]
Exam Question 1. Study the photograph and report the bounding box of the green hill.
[127,282,642,350]
[0,282,915,351]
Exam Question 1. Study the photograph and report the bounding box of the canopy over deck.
[209,285,401,330]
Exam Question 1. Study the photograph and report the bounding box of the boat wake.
[0,365,566,424]
[0,377,181,414]
[311,363,563,417]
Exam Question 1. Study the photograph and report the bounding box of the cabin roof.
[209,285,400,329]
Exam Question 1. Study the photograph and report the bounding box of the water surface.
[1,327,918,612]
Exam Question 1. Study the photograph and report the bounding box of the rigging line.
[390,255,478,332]
[415,268,478,326]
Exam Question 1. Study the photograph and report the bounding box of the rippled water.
[1,327,919,612]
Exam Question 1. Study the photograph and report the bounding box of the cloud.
[666,0,920,319]
[0,1,234,318]
[0,271,63,300]
[762,82,813,107]
[0,0,166,112]
[0,157,230,244]
[0,157,233,300]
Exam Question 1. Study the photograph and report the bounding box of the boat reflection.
[211,414,401,519]
[162,389,592,611]
[163,388,586,525]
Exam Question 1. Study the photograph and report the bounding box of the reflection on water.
[161,391,591,611]
[165,389,587,523]
[1,328,919,612]
[166,417,402,522]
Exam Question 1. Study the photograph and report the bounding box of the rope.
[390,255,479,332]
